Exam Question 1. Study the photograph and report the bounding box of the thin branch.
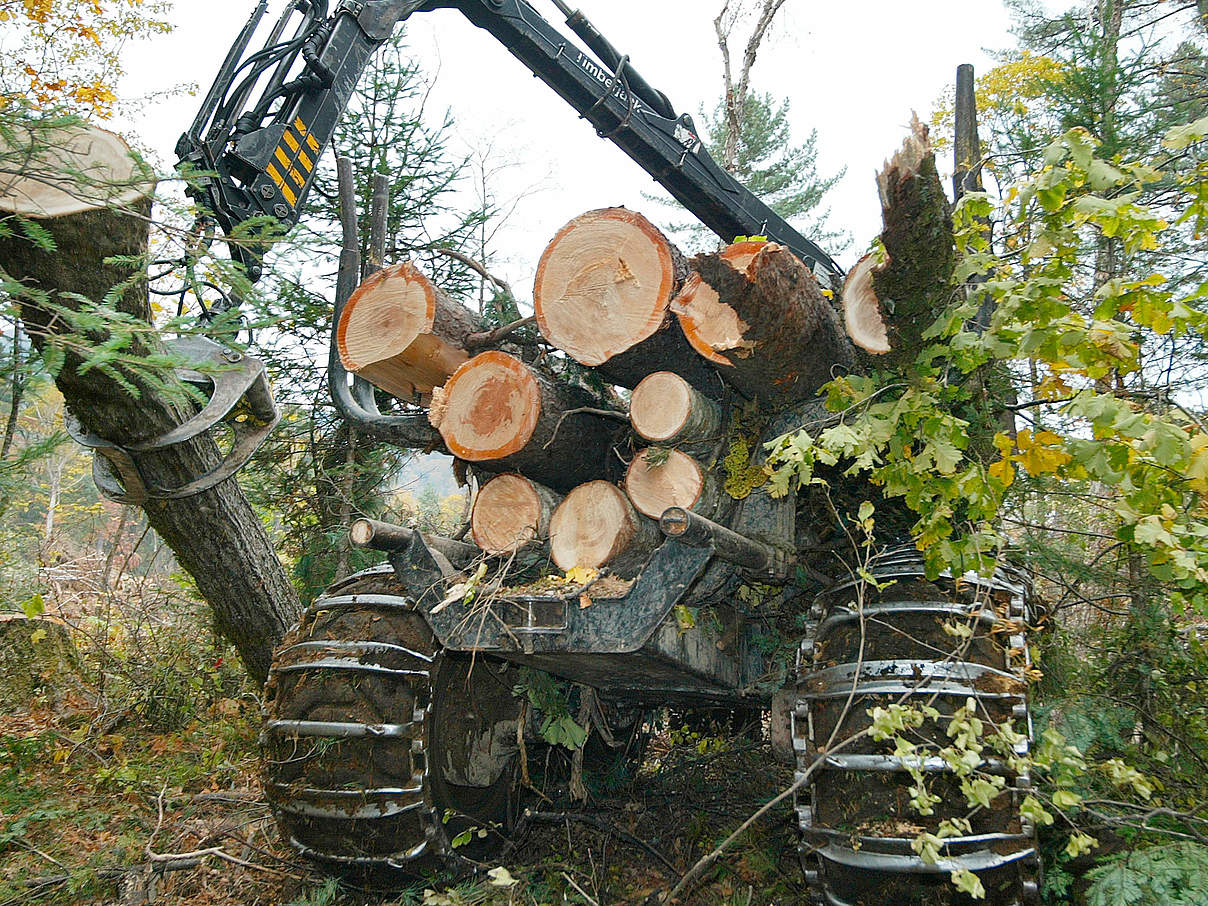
[435,247,513,297]
[466,315,538,350]
[542,407,630,450]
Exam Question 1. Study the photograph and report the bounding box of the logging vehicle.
[178,1,1041,903]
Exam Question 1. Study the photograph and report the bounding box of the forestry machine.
[171,2,1043,903]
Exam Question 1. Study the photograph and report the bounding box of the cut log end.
[471,473,560,554]
[671,240,766,364]
[842,252,891,355]
[630,370,724,451]
[550,481,655,573]
[337,261,474,398]
[0,123,155,218]
[624,449,706,520]
[432,351,540,461]
[534,208,679,367]
[631,371,694,441]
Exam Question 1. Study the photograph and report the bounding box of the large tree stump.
[428,351,617,492]
[684,243,857,405]
[337,261,479,400]
[533,208,719,392]
[843,116,956,365]
[0,616,80,710]
[0,122,300,684]
[471,473,562,555]
[549,481,661,576]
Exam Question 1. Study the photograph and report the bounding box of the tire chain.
[793,547,1043,906]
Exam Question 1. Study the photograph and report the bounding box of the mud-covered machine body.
[172,2,1044,902]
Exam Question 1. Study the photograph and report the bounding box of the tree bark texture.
[846,116,956,368]
[428,351,620,493]
[0,203,300,685]
[689,243,856,405]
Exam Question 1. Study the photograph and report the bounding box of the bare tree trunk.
[1,318,24,462]
[0,198,301,685]
[714,0,791,171]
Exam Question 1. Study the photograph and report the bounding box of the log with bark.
[533,207,721,393]
[471,473,562,555]
[624,448,718,521]
[671,240,767,364]
[681,242,857,405]
[0,122,300,684]
[630,370,723,449]
[549,480,661,576]
[337,261,479,400]
[428,350,619,492]
[843,115,956,365]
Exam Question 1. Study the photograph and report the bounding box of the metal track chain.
[794,547,1042,905]
[261,579,457,872]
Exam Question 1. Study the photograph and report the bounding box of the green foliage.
[514,669,588,751]
[768,122,1208,586]
[700,93,848,251]
[1085,842,1208,906]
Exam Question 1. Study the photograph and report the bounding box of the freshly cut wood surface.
[624,449,714,520]
[686,243,856,405]
[630,371,723,446]
[671,241,767,364]
[471,473,562,554]
[534,208,684,370]
[842,252,891,354]
[549,481,660,576]
[0,123,155,217]
[429,351,616,492]
[430,350,539,459]
[337,261,478,399]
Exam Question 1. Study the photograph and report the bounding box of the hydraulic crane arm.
[177,0,843,289]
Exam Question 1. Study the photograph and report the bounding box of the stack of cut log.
[340,126,950,578]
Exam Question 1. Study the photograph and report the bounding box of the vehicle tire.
[261,568,523,875]
[794,547,1041,905]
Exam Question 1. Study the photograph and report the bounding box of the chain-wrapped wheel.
[261,567,523,874]
[794,547,1041,905]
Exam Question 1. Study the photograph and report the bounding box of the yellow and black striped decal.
[267,117,321,208]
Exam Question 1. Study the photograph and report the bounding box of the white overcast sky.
[117,0,1022,280]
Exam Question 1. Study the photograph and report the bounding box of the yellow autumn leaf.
[564,566,598,586]
[1035,374,1073,400]
[989,459,1015,487]
[1188,434,1208,494]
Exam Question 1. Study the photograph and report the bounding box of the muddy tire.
[262,568,522,874]
[795,547,1041,905]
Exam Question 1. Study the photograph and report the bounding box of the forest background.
[3,1,1208,904]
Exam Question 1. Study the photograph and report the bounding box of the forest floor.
[0,577,805,906]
